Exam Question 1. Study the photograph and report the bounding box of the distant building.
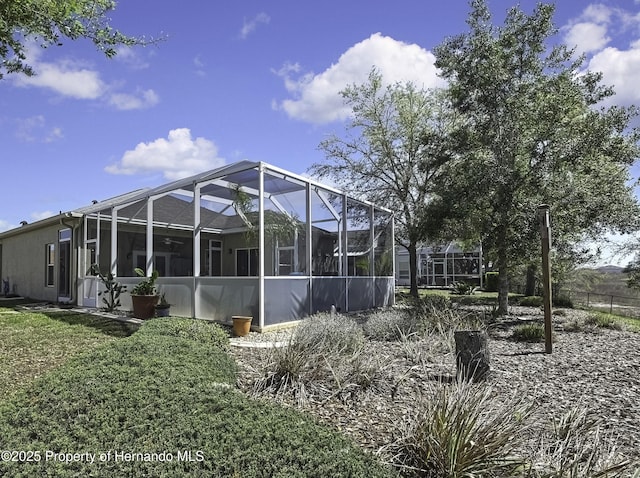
[396,242,483,287]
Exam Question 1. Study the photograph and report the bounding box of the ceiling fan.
[162,237,184,245]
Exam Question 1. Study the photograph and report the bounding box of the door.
[58,229,72,302]
[82,241,97,307]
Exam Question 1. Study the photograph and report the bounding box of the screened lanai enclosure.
[79,161,395,330]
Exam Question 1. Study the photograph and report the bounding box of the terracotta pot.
[232,316,252,336]
[131,294,159,319]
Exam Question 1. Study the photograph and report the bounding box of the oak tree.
[433,0,640,313]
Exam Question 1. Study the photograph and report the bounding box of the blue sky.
[2,0,640,263]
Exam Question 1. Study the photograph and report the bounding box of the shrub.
[256,313,386,405]
[136,317,230,350]
[485,272,499,292]
[584,312,623,330]
[363,309,419,341]
[418,293,452,313]
[293,313,364,355]
[387,381,532,478]
[512,323,547,342]
[519,296,543,307]
[552,295,574,308]
[528,407,635,477]
[451,281,475,295]
[0,331,392,477]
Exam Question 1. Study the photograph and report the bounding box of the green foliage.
[131,268,159,295]
[418,293,452,312]
[624,255,640,291]
[311,69,460,296]
[388,381,532,477]
[451,281,475,295]
[585,312,623,330]
[136,317,230,350]
[512,323,547,342]
[485,272,499,292]
[0,328,390,477]
[552,296,573,309]
[0,309,136,398]
[433,0,640,315]
[519,296,544,307]
[90,264,127,312]
[0,0,157,79]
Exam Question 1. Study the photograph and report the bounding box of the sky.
[2,0,640,264]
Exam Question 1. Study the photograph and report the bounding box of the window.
[45,243,55,287]
[277,247,294,275]
[204,240,222,276]
[236,248,258,276]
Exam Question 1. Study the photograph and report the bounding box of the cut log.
[454,330,490,382]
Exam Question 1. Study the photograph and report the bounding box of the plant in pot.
[90,264,127,313]
[130,267,159,319]
[155,293,171,317]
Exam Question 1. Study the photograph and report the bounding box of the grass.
[396,288,526,307]
[511,323,547,342]
[0,311,392,477]
[0,306,137,399]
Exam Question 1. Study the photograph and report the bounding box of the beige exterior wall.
[0,220,81,302]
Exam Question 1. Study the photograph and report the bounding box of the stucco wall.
[0,223,70,301]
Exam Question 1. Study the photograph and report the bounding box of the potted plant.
[231,315,253,337]
[90,264,127,313]
[130,267,159,319]
[155,293,171,317]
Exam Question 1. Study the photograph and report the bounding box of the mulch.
[230,306,640,467]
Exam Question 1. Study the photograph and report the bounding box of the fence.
[560,289,640,318]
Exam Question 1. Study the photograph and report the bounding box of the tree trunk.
[408,242,419,298]
[497,246,509,315]
[525,264,536,296]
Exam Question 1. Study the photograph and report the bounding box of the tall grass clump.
[584,312,623,330]
[255,313,383,404]
[526,407,636,477]
[512,323,547,343]
[364,308,419,341]
[387,380,532,478]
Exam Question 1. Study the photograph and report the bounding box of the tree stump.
[454,330,490,382]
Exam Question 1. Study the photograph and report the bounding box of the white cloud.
[274,33,443,124]
[105,128,225,180]
[14,58,106,99]
[562,4,640,108]
[0,219,17,232]
[240,13,271,39]
[109,89,160,110]
[31,211,55,222]
[193,55,206,77]
[10,42,157,110]
[587,45,640,105]
[15,115,63,143]
[114,46,150,70]
[564,22,610,54]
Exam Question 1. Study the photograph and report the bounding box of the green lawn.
[0,310,392,478]
[0,305,137,399]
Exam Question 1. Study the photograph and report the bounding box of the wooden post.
[454,330,490,381]
[538,205,553,354]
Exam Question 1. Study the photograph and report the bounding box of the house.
[0,161,395,331]
[395,242,483,287]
